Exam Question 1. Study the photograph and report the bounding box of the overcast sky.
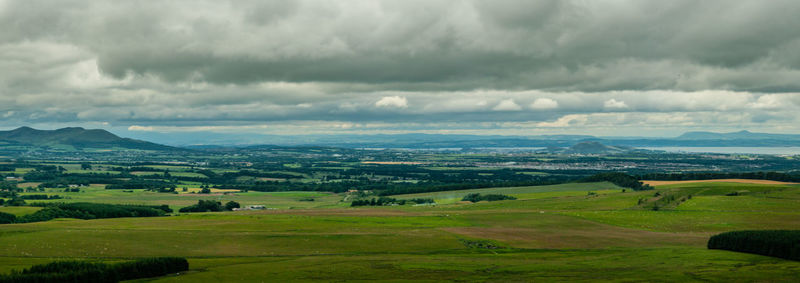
[2,0,800,138]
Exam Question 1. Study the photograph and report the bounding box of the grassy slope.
[0,206,41,216]
[0,181,799,281]
[393,182,621,204]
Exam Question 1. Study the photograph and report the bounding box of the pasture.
[14,185,345,211]
[1,181,800,281]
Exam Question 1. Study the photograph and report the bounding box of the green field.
[0,206,41,216]
[2,181,800,281]
[394,182,621,204]
[13,185,345,211]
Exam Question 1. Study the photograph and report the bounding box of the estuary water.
[641,147,800,155]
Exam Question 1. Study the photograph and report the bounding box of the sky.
[2,0,800,140]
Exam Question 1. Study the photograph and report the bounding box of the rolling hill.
[0,127,176,151]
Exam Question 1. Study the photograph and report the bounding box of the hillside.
[0,127,175,151]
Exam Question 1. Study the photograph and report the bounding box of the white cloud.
[749,94,783,109]
[530,98,559,110]
[492,99,522,111]
[603,99,629,109]
[375,96,408,108]
[128,125,154,131]
[422,98,489,113]
[537,114,589,127]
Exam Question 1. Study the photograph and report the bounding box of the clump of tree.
[0,212,15,224]
[350,197,402,207]
[0,181,18,192]
[80,163,93,170]
[461,193,516,203]
[582,172,652,191]
[708,230,800,261]
[408,198,435,204]
[0,257,189,283]
[224,201,240,210]
[179,200,223,212]
[178,200,243,213]
[0,191,18,199]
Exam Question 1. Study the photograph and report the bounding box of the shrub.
[708,230,800,261]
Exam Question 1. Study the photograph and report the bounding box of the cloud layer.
[1,0,800,136]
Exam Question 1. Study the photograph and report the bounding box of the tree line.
[0,257,189,283]
[105,179,176,192]
[582,172,653,191]
[19,194,62,200]
[1,203,172,224]
[350,197,435,207]
[350,197,400,207]
[638,171,800,182]
[707,230,800,261]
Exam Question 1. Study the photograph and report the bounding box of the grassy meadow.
[1,181,800,281]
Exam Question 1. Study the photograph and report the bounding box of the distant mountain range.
[252,131,800,148]
[0,127,175,151]
[2,127,799,152]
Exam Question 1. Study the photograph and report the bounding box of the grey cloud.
[3,0,800,91]
[2,0,800,135]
